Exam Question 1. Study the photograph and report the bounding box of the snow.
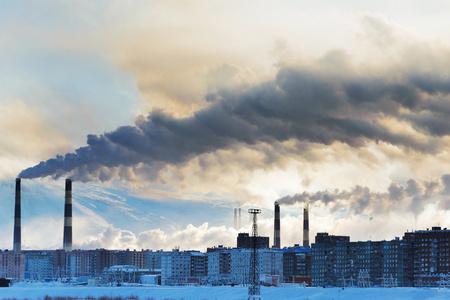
[0,284,449,300]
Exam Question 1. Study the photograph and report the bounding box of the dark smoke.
[19,67,450,180]
[276,175,450,216]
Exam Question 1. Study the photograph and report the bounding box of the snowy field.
[0,285,449,300]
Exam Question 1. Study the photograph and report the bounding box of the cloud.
[19,61,450,181]
[0,100,72,180]
[81,223,237,251]
[277,174,450,217]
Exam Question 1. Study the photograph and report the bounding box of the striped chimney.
[273,201,281,248]
[303,202,309,247]
[13,178,21,252]
[63,178,73,251]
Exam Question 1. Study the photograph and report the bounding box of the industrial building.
[4,179,449,288]
[237,233,269,249]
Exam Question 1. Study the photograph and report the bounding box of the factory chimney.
[13,178,21,252]
[303,202,309,247]
[63,178,73,251]
[238,208,241,229]
[273,201,281,248]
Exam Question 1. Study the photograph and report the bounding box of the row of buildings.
[312,226,450,287]
[1,226,448,287]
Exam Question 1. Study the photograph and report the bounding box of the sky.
[1,0,450,251]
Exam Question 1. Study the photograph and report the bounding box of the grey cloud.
[19,66,450,181]
[277,175,450,216]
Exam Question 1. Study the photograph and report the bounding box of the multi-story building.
[382,238,404,287]
[116,249,145,269]
[311,233,350,287]
[230,248,251,285]
[161,250,207,285]
[237,233,270,249]
[23,251,54,281]
[311,227,450,287]
[92,249,117,276]
[52,249,68,279]
[407,227,450,286]
[190,252,208,278]
[0,250,25,281]
[67,250,95,279]
[282,245,312,285]
[348,241,384,286]
[261,248,283,276]
[144,250,164,272]
[229,248,283,285]
[207,246,232,284]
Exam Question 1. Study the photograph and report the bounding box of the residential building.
[0,250,25,281]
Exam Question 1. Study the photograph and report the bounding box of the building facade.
[23,251,54,281]
[0,251,25,281]
[283,245,312,284]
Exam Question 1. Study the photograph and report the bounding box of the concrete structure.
[116,249,145,269]
[52,249,68,279]
[63,179,73,251]
[348,240,384,286]
[229,248,283,286]
[311,233,350,287]
[283,245,312,285]
[13,178,21,252]
[311,227,450,287]
[273,202,281,248]
[67,250,95,279]
[23,251,54,281]
[382,238,403,287]
[0,250,25,281]
[161,250,207,285]
[406,227,450,286]
[237,233,269,249]
[101,265,152,285]
[92,248,117,276]
[207,246,232,284]
[303,202,309,248]
[144,250,164,272]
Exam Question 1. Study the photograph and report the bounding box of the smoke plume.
[277,175,450,216]
[19,67,450,181]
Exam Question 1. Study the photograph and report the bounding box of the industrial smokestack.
[234,208,237,229]
[303,202,309,247]
[273,201,281,248]
[13,178,21,252]
[63,178,73,251]
[238,208,241,229]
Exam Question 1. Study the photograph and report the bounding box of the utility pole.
[248,208,262,300]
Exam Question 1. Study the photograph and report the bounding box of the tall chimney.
[273,201,281,248]
[234,208,237,229]
[238,208,241,229]
[303,202,309,247]
[13,178,21,252]
[63,178,73,251]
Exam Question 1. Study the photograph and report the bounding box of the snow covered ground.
[0,284,449,300]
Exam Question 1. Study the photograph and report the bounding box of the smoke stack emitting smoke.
[17,68,450,182]
[63,178,73,251]
[13,178,21,252]
[275,174,450,217]
[273,201,281,248]
[303,202,309,247]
